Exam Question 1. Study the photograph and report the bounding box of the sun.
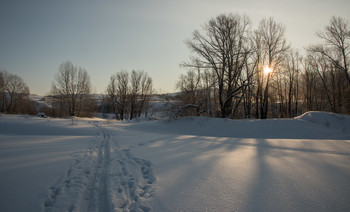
[264,66,272,74]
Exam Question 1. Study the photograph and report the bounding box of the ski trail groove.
[96,124,111,212]
[43,121,155,212]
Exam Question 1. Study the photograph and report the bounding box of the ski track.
[43,121,155,212]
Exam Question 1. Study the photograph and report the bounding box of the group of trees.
[306,17,350,114]
[1,61,154,120]
[106,70,153,120]
[48,62,153,119]
[2,14,349,120]
[177,14,350,119]
[0,70,32,114]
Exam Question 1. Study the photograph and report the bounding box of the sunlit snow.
[0,112,349,211]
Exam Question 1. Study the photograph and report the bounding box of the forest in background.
[1,14,349,119]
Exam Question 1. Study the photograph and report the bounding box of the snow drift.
[296,111,350,132]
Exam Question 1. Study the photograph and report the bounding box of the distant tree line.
[177,14,350,119]
[1,61,154,120]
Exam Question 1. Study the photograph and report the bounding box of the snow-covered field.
[0,112,350,212]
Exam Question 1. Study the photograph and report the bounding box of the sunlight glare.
[264,66,272,75]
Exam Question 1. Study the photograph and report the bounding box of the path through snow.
[43,121,155,212]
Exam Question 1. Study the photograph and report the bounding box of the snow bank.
[296,111,350,132]
[122,115,350,139]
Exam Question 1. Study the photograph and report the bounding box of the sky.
[1,0,349,96]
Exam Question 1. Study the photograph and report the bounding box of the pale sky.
[1,0,349,95]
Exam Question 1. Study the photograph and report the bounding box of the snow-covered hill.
[0,112,349,211]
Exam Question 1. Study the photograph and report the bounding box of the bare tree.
[183,13,252,118]
[51,61,92,116]
[253,17,289,119]
[6,74,30,113]
[130,70,143,120]
[176,68,206,116]
[0,70,30,114]
[279,50,302,117]
[107,74,119,119]
[107,71,129,120]
[241,57,256,118]
[309,16,350,85]
[200,69,217,116]
[137,71,153,117]
[301,56,320,111]
[0,70,7,113]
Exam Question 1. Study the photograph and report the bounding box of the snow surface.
[0,112,350,211]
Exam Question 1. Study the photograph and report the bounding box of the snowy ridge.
[43,122,155,212]
[296,111,350,132]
